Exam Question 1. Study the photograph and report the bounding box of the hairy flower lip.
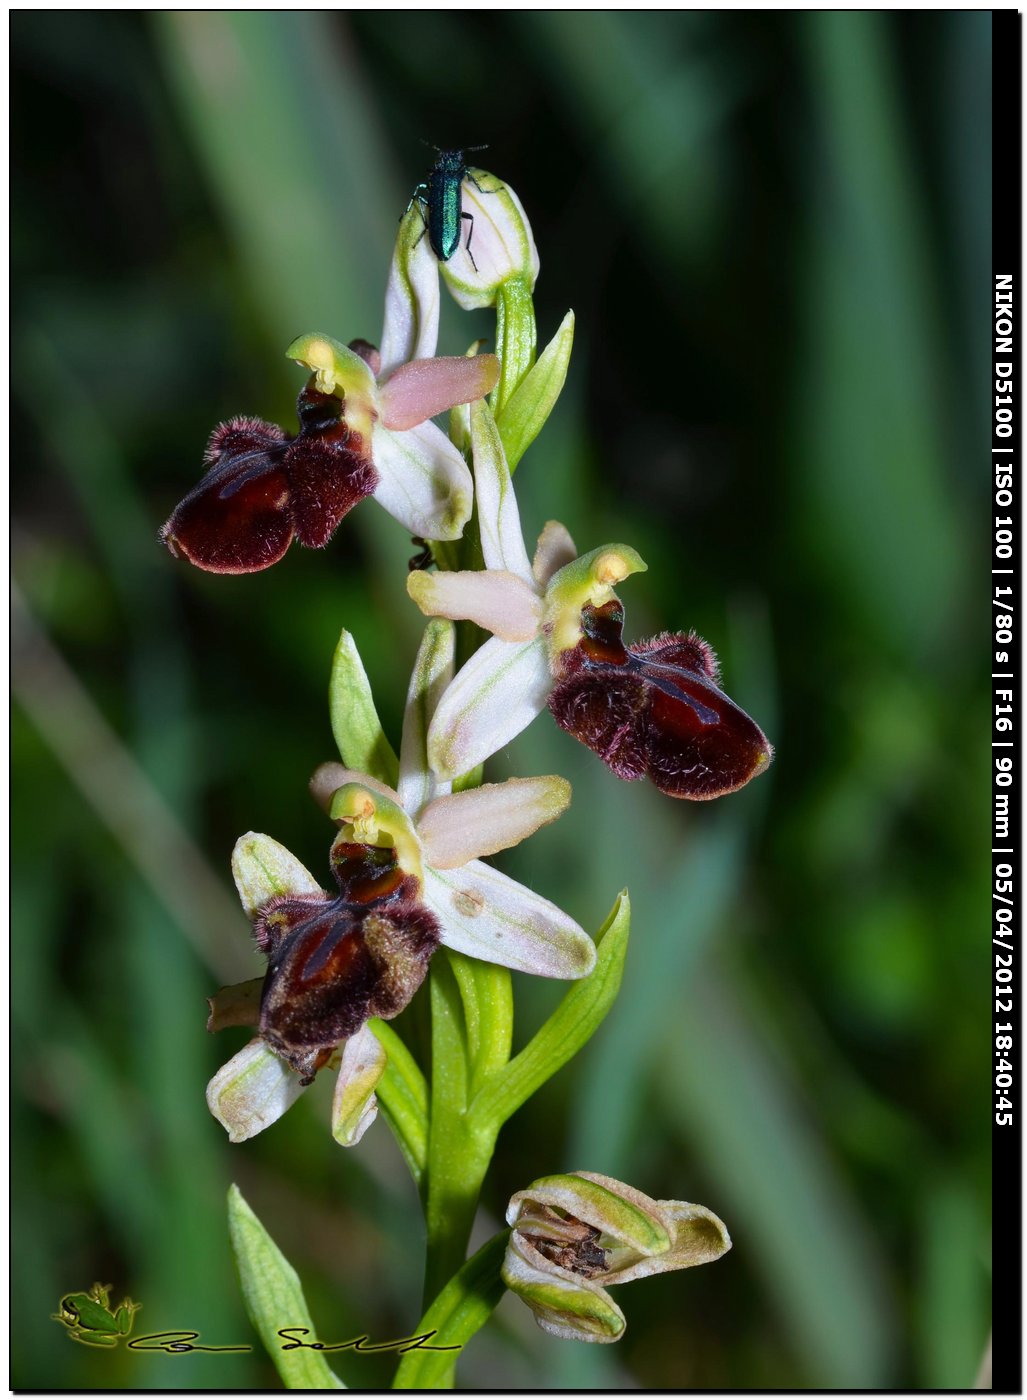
[411,401,773,797]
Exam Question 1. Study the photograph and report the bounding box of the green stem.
[393,1231,510,1391]
[421,954,501,1307]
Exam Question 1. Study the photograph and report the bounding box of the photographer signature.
[52,1283,459,1356]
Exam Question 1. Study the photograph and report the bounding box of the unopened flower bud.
[502,1171,731,1344]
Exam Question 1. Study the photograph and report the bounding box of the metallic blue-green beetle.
[409,146,494,271]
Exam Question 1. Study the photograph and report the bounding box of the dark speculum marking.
[254,841,440,1082]
[160,380,379,574]
[548,600,772,800]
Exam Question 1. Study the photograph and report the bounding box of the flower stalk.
[164,149,767,1390]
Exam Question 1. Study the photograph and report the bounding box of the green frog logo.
[52,1283,141,1348]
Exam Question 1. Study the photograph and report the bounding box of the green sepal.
[227,1184,345,1389]
[468,892,630,1132]
[491,276,538,420]
[368,1020,429,1187]
[392,1231,509,1391]
[285,331,376,400]
[496,310,575,472]
[329,629,400,788]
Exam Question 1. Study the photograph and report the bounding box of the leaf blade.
[227,1184,345,1389]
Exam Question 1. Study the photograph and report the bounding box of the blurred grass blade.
[915,1177,989,1388]
[330,629,400,787]
[228,1184,345,1389]
[157,11,397,337]
[470,892,628,1131]
[660,976,894,1387]
[11,585,242,982]
[795,10,964,656]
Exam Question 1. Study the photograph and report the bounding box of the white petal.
[470,400,534,580]
[379,211,440,377]
[206,1040,307,1143]
[426,637,552,780]
[532,520,578,588]
[371,421,473,541]
[331,1024,387,1147]
[418,776,570,869]
[231,833,324,920]
[398,619,456,819]
[407,569,540,642]
[424,859,595,979]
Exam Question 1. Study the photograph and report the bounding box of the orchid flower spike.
[161,254,497,573]
[408,401,773,799]
[206,619,595,1146]
[502,1172,732,1343]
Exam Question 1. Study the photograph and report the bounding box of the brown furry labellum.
[253,842,439,1083]
[548,600,773,800]
[160,381,379,574]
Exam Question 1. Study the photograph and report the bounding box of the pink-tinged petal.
[231,832,324,920]
[379,212,441,377]
[532,520,578,588]
[206,1040,307,1143]
[379,355,499,431]
[371,420,472,541]
[418,776,571,869]
[331,1024,387,1147]
[407,569,540,642]
[426,637,552,780]
[398,620,456,819]
[470,400,534,580]
[423,860,595,978]
[309,763,400,817]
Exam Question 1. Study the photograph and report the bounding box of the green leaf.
[496,309,575,471]
[469,891,630,1131]
[368,1020,429,1186]
[227,1184,345,1389]
[329,630,399,788]
[392,1231,509,1391]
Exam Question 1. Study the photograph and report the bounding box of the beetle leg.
[406,195,429,251]
[461,211,478,272]
[404,182,429,215]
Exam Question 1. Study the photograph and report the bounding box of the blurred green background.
[12,11,991,1390]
